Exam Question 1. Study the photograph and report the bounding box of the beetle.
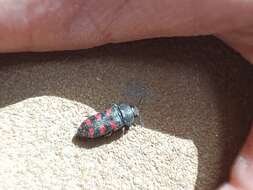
[76,103,140,138]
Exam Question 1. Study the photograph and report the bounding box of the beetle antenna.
[137,96,143,106]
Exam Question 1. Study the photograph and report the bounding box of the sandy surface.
[0,37,253,189]
[0,97,197,190]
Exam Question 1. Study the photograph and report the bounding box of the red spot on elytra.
[99,125,106,135]
[89,128,94,138]
[106,108,112,117]
[110,121,117,130]
[95,113,102,121]
[85,119,92,126]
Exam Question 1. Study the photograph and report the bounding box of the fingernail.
[218,183,238,190]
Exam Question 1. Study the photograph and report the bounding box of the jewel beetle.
[76,103,140,138]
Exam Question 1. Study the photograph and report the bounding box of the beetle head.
[131,105,145,128]
[131,105,139,117]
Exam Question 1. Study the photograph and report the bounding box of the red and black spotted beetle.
[76,103,140,138]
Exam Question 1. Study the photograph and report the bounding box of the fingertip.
[227,122,253,189]
[240,123,253,159]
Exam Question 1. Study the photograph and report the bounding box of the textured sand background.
[0,37,253,190]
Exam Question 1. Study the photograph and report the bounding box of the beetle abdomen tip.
[76,126,86,138]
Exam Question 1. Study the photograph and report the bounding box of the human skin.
[218,125,253,190]
[0,1,252,189]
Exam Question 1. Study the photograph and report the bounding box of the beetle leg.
[122,126,129,135]
[105,131,113,137]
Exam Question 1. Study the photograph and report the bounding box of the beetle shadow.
[72,128,129,149]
